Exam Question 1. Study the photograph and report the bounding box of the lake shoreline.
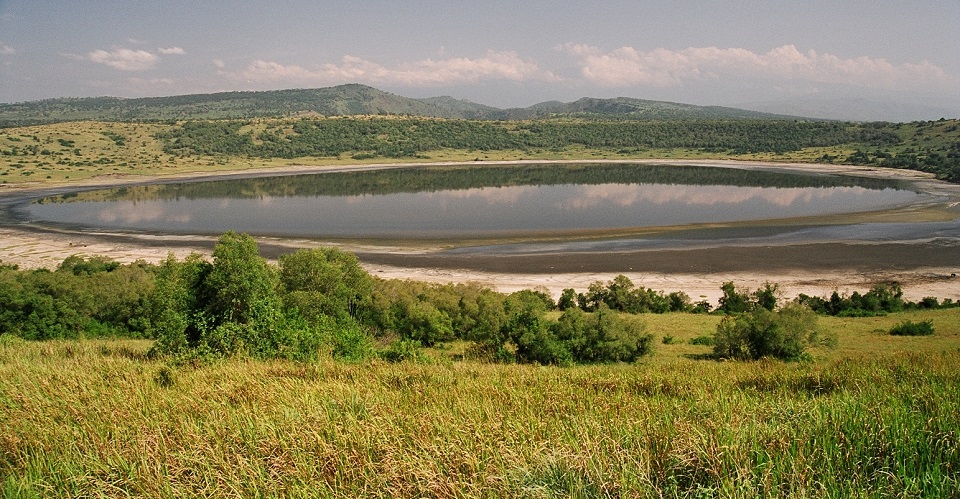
[2,159,959,304]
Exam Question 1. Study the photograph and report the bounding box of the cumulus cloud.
[77,45,185,71]
[0,43,14,55]
[128,77,175,86]
[85,48,159,71]
[227,51,559,86]
[561,43,952,90]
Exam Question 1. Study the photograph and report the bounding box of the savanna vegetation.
[2,115,958,185]
[2,233,959,496]
[2,86,959,495]
[2,232,955,365]
[2,313,958,496]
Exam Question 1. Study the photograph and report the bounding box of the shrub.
[689,335,714,346]
[463,341,514,363]
[713,303,828,361]
[278,247,373,322]
[379,338,427,363]
[316,316,374,361]
[514,325,572,366]
[554,307,654,363]
[889,319,934,336]
[691,300,712,314]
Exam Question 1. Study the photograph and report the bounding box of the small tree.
[163,231,311,359]
[554,306,654,363]
[718,281,752,314]
[203,231,280,327]
[279,247,373,322]
[752,282,781,311]
[557,288,578,311]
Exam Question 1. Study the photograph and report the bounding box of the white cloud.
[562,43,953,90]
[85,48,158,71]
[0,43,15,55]
[158,47,185,55]
[212,59,226,69]
[228,51,559,86]
[128,77,175,86]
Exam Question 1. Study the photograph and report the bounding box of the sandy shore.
[2,159,959,304]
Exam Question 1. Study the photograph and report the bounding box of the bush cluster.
[710,282,836,361]
[0,233,656,365]
[1,233,948,365]
[559,275,700,314]
[889,320,935,336]
[713,304,831,361]
[796,283,955,317]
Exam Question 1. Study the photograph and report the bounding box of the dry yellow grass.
[2,319,958,497]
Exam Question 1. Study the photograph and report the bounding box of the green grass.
[2,309,959,497]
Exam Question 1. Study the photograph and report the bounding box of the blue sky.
[1,1,958,120]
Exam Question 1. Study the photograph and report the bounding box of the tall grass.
[2,332,958,497]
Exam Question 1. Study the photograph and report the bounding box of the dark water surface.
[21,163,925,239]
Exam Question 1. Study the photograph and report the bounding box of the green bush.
[321,317,373,361]
[889,319,935,336]
[553,307,654,363]
[713,303,828,361]
[153,366,176,388]
[689,335,714,346]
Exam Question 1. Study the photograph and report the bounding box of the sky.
[1,1,959,120]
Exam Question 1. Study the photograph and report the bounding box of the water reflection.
[23,163,922,238]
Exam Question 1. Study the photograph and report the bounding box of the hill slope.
[0,84,802,126]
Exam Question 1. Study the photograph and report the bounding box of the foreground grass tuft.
[2,336,958,497]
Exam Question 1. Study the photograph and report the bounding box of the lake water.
[21,163,923,239]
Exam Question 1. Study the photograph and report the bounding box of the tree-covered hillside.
[0,84,799,127]
[1,116,958,185]
[154,117,960,181]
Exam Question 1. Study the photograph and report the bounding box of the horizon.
[2,1,959,121]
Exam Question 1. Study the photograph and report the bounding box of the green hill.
[0,84,801,127]
[500,97,798,120]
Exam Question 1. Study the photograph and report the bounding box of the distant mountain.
[741,96,960,122]
[0,83,805,127]
[500,97,799,120]
[413,95,503,119]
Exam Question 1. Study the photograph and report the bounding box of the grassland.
[2,308,958,497]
